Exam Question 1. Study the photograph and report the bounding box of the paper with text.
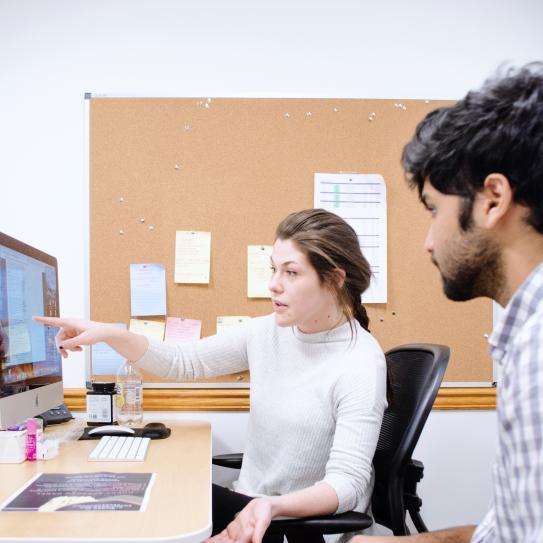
[175,231,211,284]
[129,319,165,340]
[91,323,128,375]
[216,316,251,334]
[247,245,272,298]
[314,172,387,303]
[130,264,167,316]
[165,317,202,343]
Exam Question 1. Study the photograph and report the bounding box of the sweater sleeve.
[321,351,387,513]
[134,321,250,380]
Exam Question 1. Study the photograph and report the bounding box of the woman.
[35,209,387,543]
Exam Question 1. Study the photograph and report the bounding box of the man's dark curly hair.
[402,62,543,232]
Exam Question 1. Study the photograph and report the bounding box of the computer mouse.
[142,422,170,439]
[88,424,135,436]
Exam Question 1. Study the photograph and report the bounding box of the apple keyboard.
[88,435,150,462]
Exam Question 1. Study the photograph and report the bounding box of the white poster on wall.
[314,172,387,303]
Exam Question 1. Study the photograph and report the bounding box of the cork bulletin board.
[88,97,493,386]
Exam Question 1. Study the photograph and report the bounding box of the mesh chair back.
[372,344,450,532]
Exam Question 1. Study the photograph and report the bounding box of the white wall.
[2,0,541,531]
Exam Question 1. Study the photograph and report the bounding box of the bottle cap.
[91,381,116,393]
[26,418,40,432]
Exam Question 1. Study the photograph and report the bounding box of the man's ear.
[478,173,513,229]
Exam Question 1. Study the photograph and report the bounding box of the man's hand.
[205,498,273,543]
[352,525,476,542]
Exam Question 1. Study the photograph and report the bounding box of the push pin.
[332,107,339,112]
[119,197,124,203]
[119,230,125,235]
[483,333,489,339]
[149,225,155,231]
[174,164,180,170]
[379,317,384,322]
[140,218,145,223]
[236,375,244,381]
[305,111,312,117]
[284,112,290,118]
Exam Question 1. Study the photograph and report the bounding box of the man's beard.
[434,229,504,302]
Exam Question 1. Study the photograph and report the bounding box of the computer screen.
[0,232,63,429]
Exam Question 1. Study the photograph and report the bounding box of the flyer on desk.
[0,472,156,512]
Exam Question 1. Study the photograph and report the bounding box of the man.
[355,63,543,542]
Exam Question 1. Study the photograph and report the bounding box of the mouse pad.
[79,425,171,440]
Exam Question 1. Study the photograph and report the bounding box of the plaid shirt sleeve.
[502,317,543,541]
[471,506,495,543]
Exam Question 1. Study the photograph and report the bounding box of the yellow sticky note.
[247,245,272,298]
[216,316,251,335]
[129,319,165,340]
[175,231,211,284]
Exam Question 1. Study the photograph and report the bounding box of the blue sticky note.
[130,263,167,317]
[91,323,128,375]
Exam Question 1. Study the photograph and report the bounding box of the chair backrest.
[371,343,450,533]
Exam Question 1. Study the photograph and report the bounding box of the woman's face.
[269,238,344,333]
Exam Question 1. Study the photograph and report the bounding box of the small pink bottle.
[26,418,39,461]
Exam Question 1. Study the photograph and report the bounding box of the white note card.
[92,323,128,375]
[216,316,251,334]
[314,172,388,303]
[247,245,272,298]
[175,231,211,284]
[130,263,167,317]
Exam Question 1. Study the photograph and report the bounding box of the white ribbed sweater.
[136,314,387,514]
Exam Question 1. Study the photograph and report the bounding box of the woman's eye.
[286,270,297,276]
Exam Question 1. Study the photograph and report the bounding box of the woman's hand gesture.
[33,316,107,358]
[206,498,273,543]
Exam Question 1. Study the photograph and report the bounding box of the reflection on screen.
[0,245,60,396]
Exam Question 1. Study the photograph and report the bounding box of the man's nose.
[424,230,434,253]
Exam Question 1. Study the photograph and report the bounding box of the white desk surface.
[0,420,212,543]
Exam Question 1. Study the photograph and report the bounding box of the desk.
[0,420,212,543]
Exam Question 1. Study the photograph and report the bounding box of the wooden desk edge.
[64,387,496,411]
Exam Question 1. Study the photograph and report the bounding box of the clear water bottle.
[116,360,143,427]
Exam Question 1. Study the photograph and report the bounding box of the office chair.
[213,343,450,537]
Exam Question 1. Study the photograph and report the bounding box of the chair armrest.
[269,511,372,535]
[212,453,243,469]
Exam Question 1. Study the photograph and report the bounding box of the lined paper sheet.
[130,264,167,317]
[314,172,387,303]
[247,245,272,298]
[174,231,211,284]
[164,317,202,343]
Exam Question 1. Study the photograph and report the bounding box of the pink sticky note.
[165,317,202,343]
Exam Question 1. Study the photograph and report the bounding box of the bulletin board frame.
[78,95,497,411]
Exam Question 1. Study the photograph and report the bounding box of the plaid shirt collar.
[489,261,543,364]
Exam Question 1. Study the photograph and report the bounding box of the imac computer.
[0,232,63,430]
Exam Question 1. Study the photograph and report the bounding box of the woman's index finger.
[32,315,66,328]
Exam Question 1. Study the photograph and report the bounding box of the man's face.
[421,181,502,301]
